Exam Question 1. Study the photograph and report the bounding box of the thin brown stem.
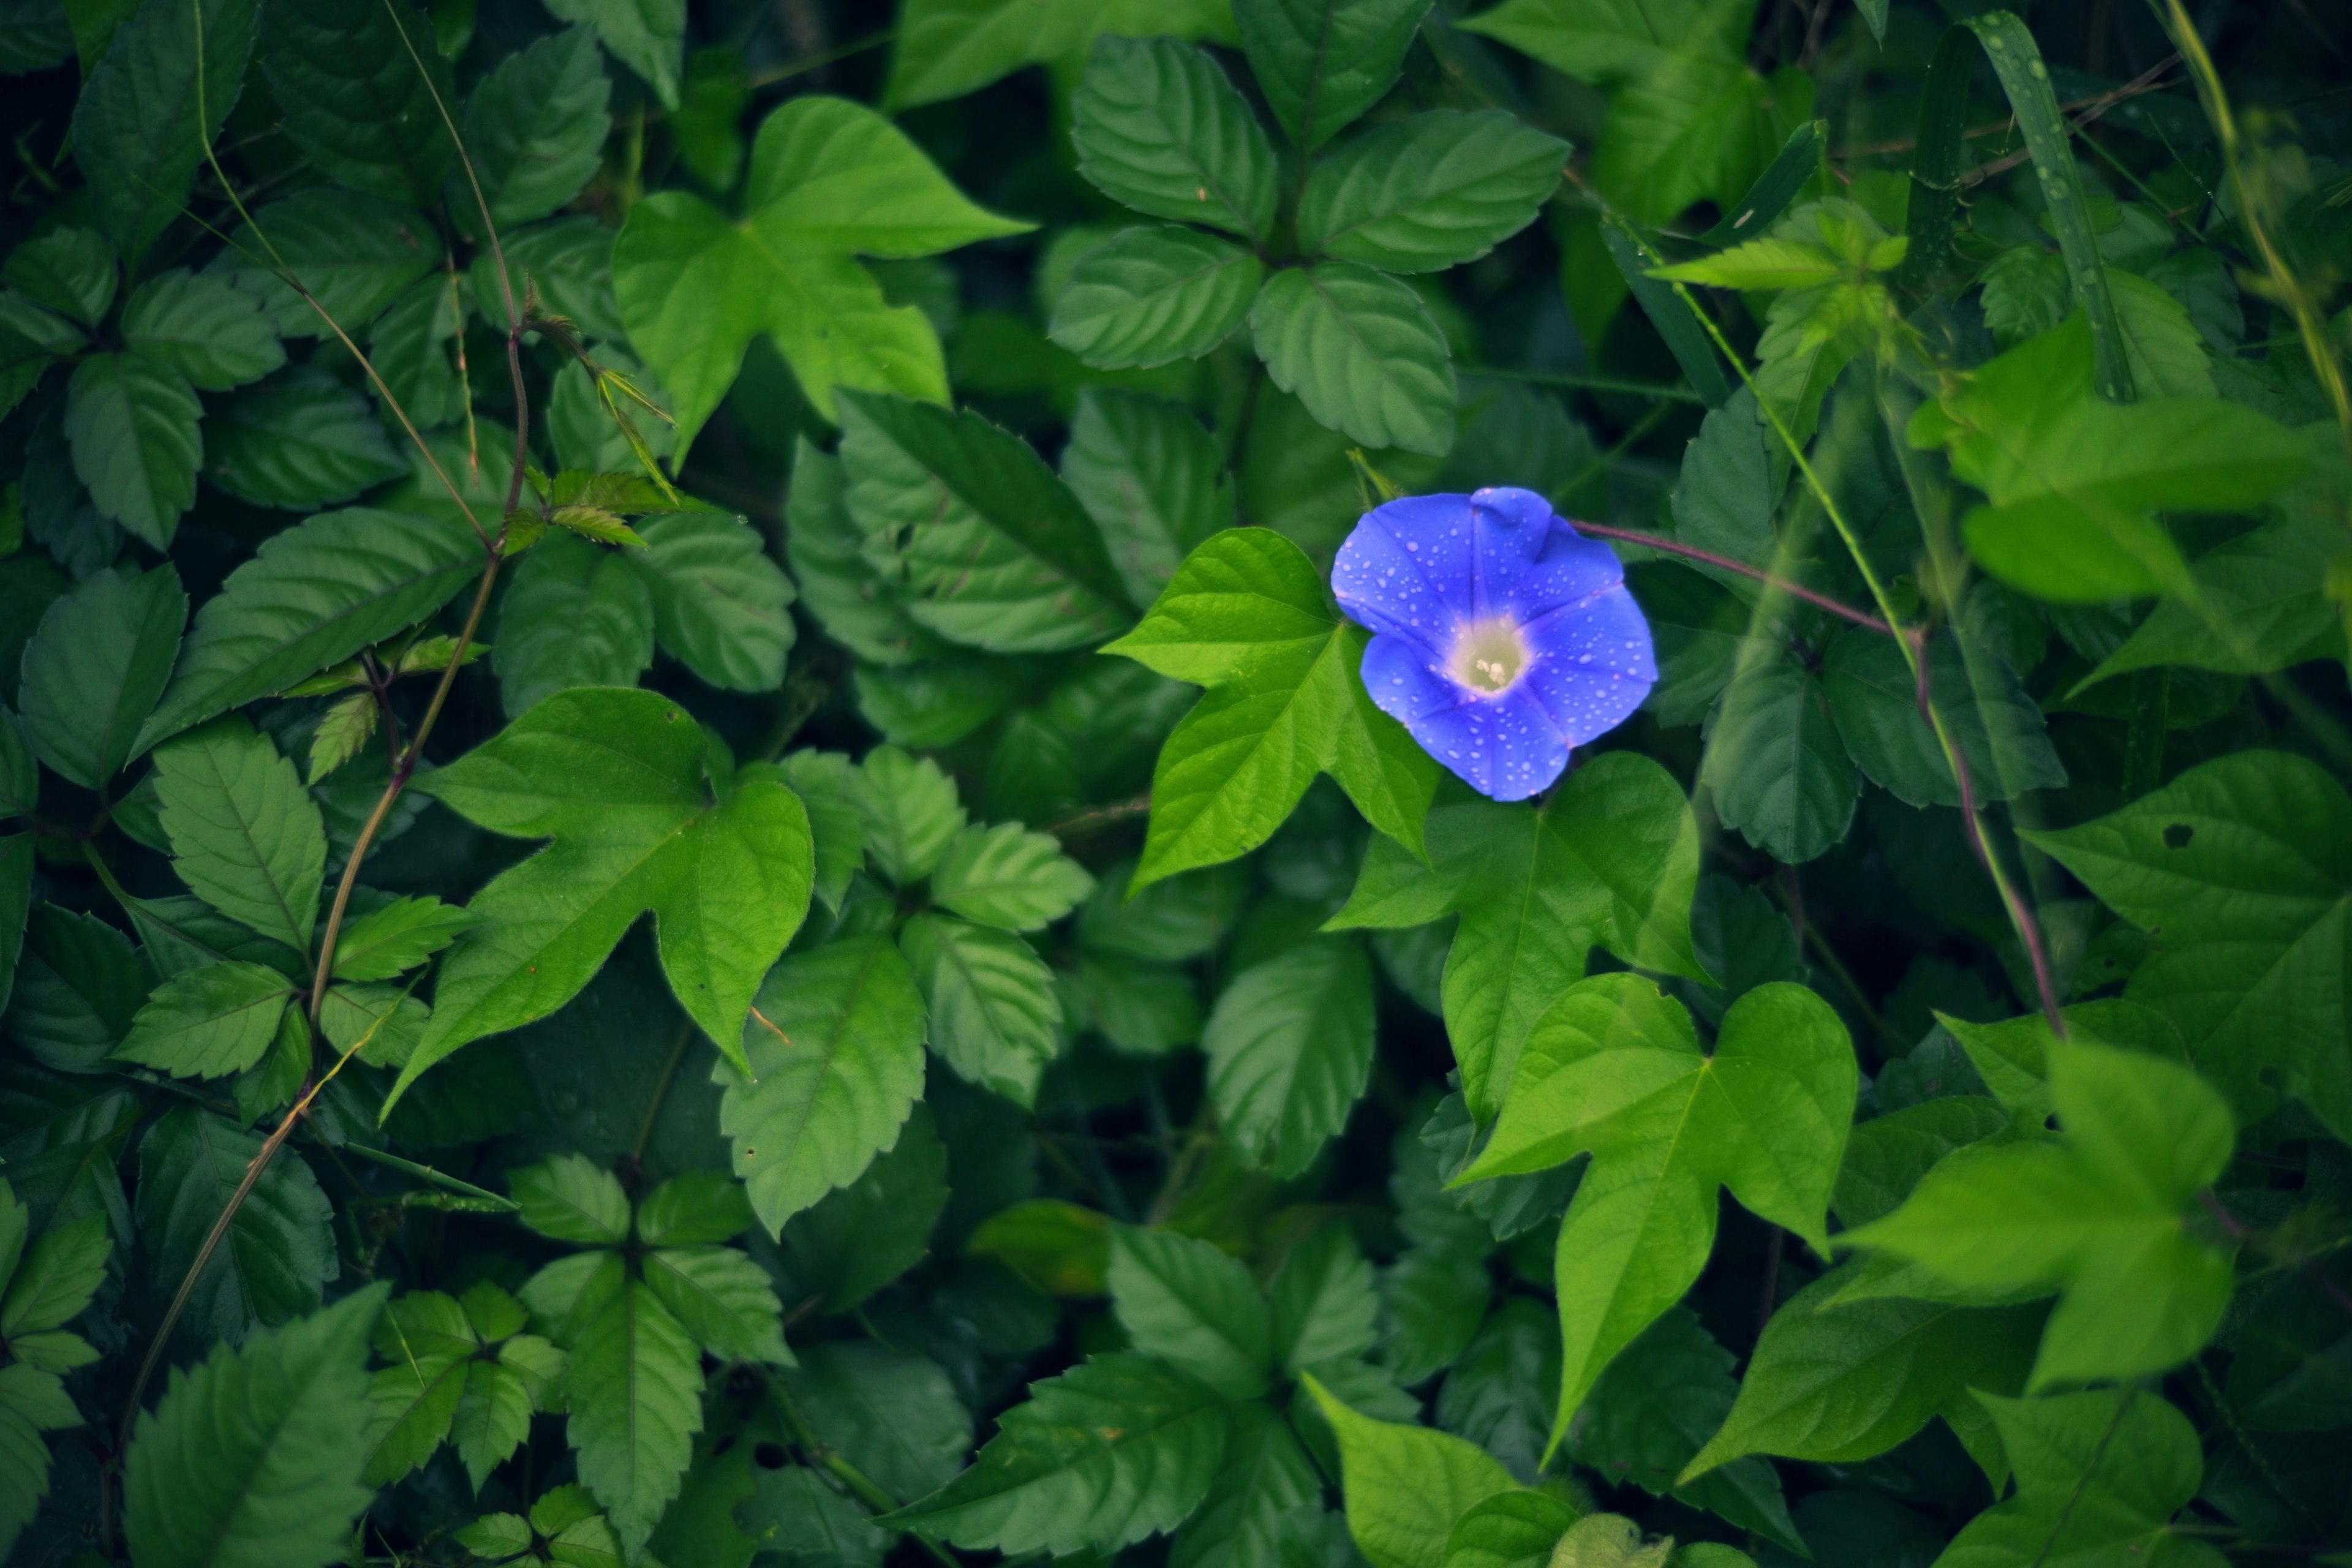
[1833,60,2180,160]
[1572,521,1894,633]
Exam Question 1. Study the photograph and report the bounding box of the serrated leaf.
[1681,1264,2041,1479]
[6,227,113,324]
[546,0,685,107]
[885,0,1235,109]
[260,0,455,206]
[2081,513,2344,685]
[331,895,474,981]
[778,1101,948,1310]
[643,1245,789,1363]
[368,273,468,430]
[1062,389,1234,611]
[70,0,255,266]
[1328,755,1703,1117]
[1820,628,2064,809]
[1249,263,1455,456]
[623,510,797,691]
[9,905,147,1072]
[1235,0,1431,152]
[1172,1402,1322,1568]
[363,1342,470,1487]
[1,1213,109,1338]
[1463,978,1854,1437]
[1109,1224,1274,1399]
[397,688,815,1098]
[1304,1370,1518,1568]
[633,1171,755,1246]
[887,1351,1229,1556]
[851,744,967,886]
[1072,37,1276,239]
[1205,937,1374,1178]
[152,717,325,955]
[459,26,611,230]
[136,1106,337,1342]
[1298,111,1566,273]
[1270,1224,1379,1373]
[123,1284,386,1568]
[780,1340,973,1501]
[567,1278,705,1555]
[306,692,377,783]
[112,960,293,1079]
[493,532,655,716]
[710,930,922,1241]
[2019,751,2352,1136]
[64,352,199,547]
[1934,1390,2214,1568]
[209,189,439,337]
[839,390,1135,652]
[451,1360,536,1491]
[613,96,1026,449]
[122,268,284,390]
[1050,226,1265,371]
[205,366,409,510]
[932,822,1095,932]
[1844,1041,2235,1388]
[17,562,184,790]
[1442,1490,1577,1568]
[900,912,1061,1107]
[786,437,941,667]
[1698,657,1856,864]
[511,1153,631,1245]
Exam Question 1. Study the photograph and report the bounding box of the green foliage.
[3,2,2343,1564]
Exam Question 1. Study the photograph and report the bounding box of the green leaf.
[1463,978,1855,1434]
[786,437,942,667]
[17,563,184,789]
[884,0,1236,110]
[1442,1490,1578,1568]
[367,274,467,430]
[1298,111,1566,273]
[1235,0,1431,151]
[1934,1000,2185,1122]
[1329,755,1704,1118]
[153,717,325,955]
[566,1279,705,1555]
[1071,37,1277,240]
[778,1101,948,1310]
[1833,1095,2012,1226]
[64,352,200,548]
[208,189,439,337]
[1908,318,2309,603]
[1272,1223,1381,1373]
[260,0,454,206]
[331,895,473,981]
[1592,55,1781,230]
[546,0,685,107]
[494,533,655,716]
[451,1360,537,1490]
[1108,1224,1275,1399]
[1698,657,1856,864]
[1171,1401,1322,1568]
[0,707,35,818]
[777,1339,973,1501]
[9,905,146,1072]
[1681,1264,2042,1479]
[900,911,1062,1106]
[2079,511,2345,684]
[717,935,925,1236]
[1304,1370,1519,1568]
[2110,270,2215,400]
[458,26,610,230]
[2019,750,2352,1136]
[136,1106,337,1341]
[887,1351,1229,1556]
[136,507,483,753]
[1,1213,109,1338]
[363,1319,470,1487]
[123,1284,387,1568]
[121,268,284,390]
[1049,226,1265,370]
[633,1171,755,1246]
[1568,1306,1799,1550]
[622,510,797,691]
[511,1153,631,1245]
[853,744,967,884]
[932,822,1095,932]
[1249,263,1456,456]
[839,390,1135,653]
[1845,1040,2235,1387]
[5,226,114,324]
[1107,530,1440,884]
[399,688,815,1096]
[1820,628,2064,809]
[612,97,1027,448]
[642,1245,788,1363]
[111,960,293,1079]
[70,0,256,266]
[204,366,409,510]
[1934,1390,2215,1568]
[1205,937,1375,1178]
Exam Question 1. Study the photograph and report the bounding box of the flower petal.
[1362,631,1570,802]
[1482,492,1635,624]
[1331,493,1478,654]
[1521,580,1657,746]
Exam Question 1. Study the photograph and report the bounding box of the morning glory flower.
[1332,487,1656,802]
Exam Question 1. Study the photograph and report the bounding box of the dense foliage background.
[0,0,2347,1564]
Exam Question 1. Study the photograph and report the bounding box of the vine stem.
[1569,521,1894,633]
[1659,277,2068,1035]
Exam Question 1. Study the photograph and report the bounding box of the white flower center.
[1449,617,1531,696]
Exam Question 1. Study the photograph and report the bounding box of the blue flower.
[1332,487,1655,802]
